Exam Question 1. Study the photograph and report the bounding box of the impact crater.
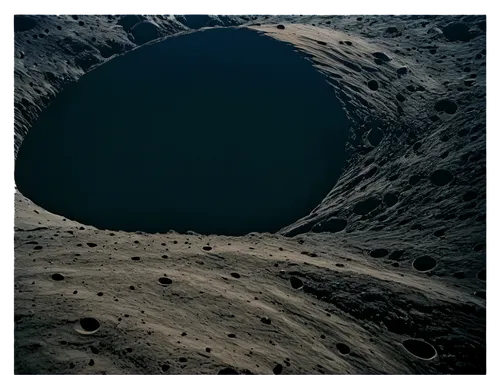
[15,28,351,235]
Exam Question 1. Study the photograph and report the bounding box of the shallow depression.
[15,27,351,235]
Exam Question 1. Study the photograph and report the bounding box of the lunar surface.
[14,14,486,374]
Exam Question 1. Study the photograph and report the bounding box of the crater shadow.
[75,317,100,335]
[15,27,351,235]
[413,255,437,272]
[402,339,437,360]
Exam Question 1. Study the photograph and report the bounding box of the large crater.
[15,27,351,235]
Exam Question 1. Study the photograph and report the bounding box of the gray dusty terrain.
[14,15,486,374]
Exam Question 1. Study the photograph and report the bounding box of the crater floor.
[14,14,486,375]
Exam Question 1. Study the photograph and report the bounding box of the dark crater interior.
[15,27,350,235]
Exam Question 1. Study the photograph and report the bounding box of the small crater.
[272,364,283,374]
[463,191,478,202]
[370,249,389,258]
[474,243,485,252]
[367,127,384,147]
[51,273,64,281]
[386,26,400,34]
[397,66,408,75]
[434,99,458,114]
[87,243,98,248]
[402,339,437,360]
[261,317,271,324]
[367,80,379,91]
[430,169,453,186]
[290,276,303,289]
[202,246,212,251]
[158,277,173,286]
[443,22,471,42]
[231,272,241,279]
[353,197,381,215]
[434,228,447,237]
[131,256,141,261]
[372,52,391,62]
[77,317,100,334]
[312,218,347,233]
[453,271,465,279]
[384,192,398,207]
[477,269,486,281]
[336,343,350,355]
[412,255,437,272]
[277,25,285,30]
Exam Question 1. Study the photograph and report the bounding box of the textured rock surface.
[14,15,486,374]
